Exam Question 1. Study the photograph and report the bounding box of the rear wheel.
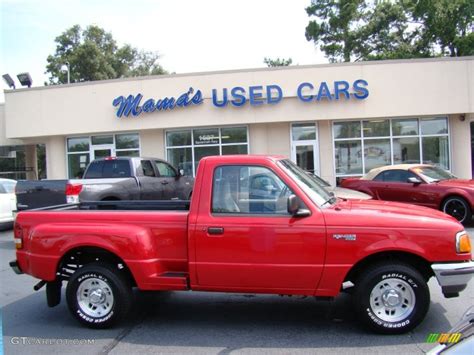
[66,263,132,328]
[353,262,430,334]
[442,196,471,224]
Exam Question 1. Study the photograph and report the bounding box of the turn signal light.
[456,231,471,254]
[14,223,23,249]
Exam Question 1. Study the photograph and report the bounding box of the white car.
[0,178,17,229]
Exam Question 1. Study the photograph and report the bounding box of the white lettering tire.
[353,262,430,334]
[66,263,132,328]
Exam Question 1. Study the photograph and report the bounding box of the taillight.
[14,223,23,249]
[65,183,83,204]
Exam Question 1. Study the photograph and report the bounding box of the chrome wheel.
[443,199,468,222]
[369,278,415,322]
[77,277,114,318]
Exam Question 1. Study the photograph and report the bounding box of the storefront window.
[333,117,449,177]
[422,136,449,169]
[335,140,363,175]
[364,139,391,171]
[292,123,316,141]
[393,137,420,164]
[67,137,90,152]
[66,133,140,178]
[166,126,248,176]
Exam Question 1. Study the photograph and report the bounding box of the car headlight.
[456,231,471,254]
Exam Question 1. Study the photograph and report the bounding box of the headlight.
[456,231,471,254]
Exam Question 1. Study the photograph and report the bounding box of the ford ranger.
[9,155,474,334]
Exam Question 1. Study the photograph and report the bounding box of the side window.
[84,160,104,178]
[382,170,409,182]
[0,184,6,194]
[155,161,177,177]
[373,172,385,181]
[102,160,131,178]
[141,160,156,177]
[212,165,292,215]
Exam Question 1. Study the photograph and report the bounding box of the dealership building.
[1,56,473,184]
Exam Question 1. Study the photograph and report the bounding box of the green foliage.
[305,0,473,62]
[45,25,166,84]
[263,57,293,67]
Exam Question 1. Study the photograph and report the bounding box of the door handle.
[161,181,169,185]
[207,227,224,235]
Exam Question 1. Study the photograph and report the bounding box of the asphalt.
[1,227,473,355]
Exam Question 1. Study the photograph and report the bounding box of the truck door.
[153,160,180,200]
[138,160,164,199]
[191,164,326,294]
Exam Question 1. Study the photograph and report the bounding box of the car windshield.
[412,166,456,183]
[278,159,335,207]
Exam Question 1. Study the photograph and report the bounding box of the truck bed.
[14,200,192,291]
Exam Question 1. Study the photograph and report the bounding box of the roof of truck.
[201,155,287,164]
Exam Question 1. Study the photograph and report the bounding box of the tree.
[263,57,293,67]
[305,0,366,62]
[45,25,166,84]
[411,0,474,57]
[305,0,473,62]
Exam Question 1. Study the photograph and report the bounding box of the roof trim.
[4,56,474,95]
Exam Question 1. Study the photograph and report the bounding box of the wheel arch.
[57,246,136,286]
[344,251,434,285]
[439,193,471,210]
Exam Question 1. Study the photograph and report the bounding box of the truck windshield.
[278,159,335,207]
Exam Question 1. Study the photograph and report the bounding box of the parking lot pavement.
[1,228,473,355]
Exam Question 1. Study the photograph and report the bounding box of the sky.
[0,0,326,102]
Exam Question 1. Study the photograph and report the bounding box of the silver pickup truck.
[16,157,194,210]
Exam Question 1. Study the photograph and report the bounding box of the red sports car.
[340,164,474,224]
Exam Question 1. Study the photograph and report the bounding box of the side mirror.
[287,194,311,217]
[408,177,422,185]
[179,169,185,176]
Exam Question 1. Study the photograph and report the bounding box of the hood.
[331,186,372,200]
[436,179,474,189]
[323,199,460,229]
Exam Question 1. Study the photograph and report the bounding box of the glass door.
[293,143,317,174]
[92,145,115,160]
[291,123,320,175]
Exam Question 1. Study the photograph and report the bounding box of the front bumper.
[9,260,23,275]
[432,261,474,298]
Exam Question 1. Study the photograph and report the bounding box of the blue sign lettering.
[113,80,369,118]
[113,87,203,118]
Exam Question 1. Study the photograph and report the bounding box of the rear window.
[84,161,105,178]
[102,160,131,178]
[84,159,131,178]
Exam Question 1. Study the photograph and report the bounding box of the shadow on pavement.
[1,287,455,350]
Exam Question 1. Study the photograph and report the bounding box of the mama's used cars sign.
[112,80,369,118]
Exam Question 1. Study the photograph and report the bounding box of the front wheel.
[66,263,132,328]
[353,262,430,334]
[442,196,472,224]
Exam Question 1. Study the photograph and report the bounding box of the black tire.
[66,263,132,328]
[442,196,472,224]
[353,262,430,334]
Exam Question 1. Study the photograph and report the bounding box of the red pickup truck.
[10,155,474,334]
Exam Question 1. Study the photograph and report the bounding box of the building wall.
[449,114,472,179]
[0,104,22,146]
[4,57,474,140]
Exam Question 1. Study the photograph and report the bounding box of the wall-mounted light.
[460,114,466,122]
[60,62,70,84]
[17,72,33,88]
[2,74,15,89]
